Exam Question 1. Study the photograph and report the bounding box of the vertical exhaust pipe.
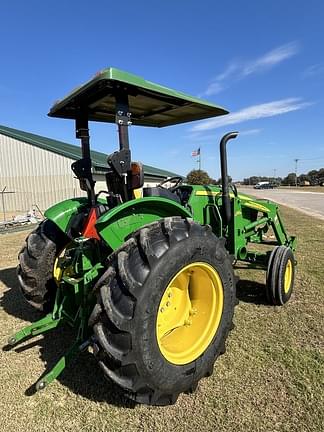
[220,131,239,226]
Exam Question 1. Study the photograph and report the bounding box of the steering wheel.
[157,176,183,190]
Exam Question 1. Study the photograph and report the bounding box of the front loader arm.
[271,209,297,251]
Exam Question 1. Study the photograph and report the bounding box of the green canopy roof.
[49,68,228,127]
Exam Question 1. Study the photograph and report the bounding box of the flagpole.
[192,147,201,170]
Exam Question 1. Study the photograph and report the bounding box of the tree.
[318,168,324,186]
[307,169,319,185]
[298,174,310,184]
[242,176,262,185]
[318,168,324,178]
[214,176,232,185]
[297,168,324,186]
[186,169,211,185]
[282,173,296,186]
[209,178,218,185]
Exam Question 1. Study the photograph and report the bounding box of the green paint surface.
[96,196,192,250]
[49,67,228,127]
[44,197,89,232]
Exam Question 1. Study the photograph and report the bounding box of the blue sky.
[1,1,324,180]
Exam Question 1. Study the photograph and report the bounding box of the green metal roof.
[49,67,228,127]
[0,124,180,178]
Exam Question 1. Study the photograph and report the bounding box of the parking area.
[238,187,324,220]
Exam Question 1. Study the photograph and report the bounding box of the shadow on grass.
[0,267,40,322]
[0,267,135,408]
[236,279,269,305]
[0,266,269,405]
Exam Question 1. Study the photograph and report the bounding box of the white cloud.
[215,62,239,81]
[203,81,225,96]
[303,63,324,77]
[201,42,299,96]
[191,98,312,132]
[242,42,299,76]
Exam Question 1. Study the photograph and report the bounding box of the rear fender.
[96,197,192,250]
[44,197,89,236]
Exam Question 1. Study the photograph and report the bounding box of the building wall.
[0,135,168,215]
[0,134,82,212]
[93,175,108,194]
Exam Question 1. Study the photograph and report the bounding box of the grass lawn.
[0,206,323,432]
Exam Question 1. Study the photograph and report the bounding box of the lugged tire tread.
[265,246,280,304]
[271,246,286,305]
[91,217,237,406]
[266,245,295,306]
[17,219,68,311]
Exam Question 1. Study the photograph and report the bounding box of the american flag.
[191,148,200,157]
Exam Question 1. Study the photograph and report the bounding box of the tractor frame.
[6,68,296,395]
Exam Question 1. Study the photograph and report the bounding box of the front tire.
[90,217,236,405]
[266,246,295,305]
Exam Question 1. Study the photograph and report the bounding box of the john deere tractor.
[7,68,296,405]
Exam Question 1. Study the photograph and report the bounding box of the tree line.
[243,168,324,186]
[242,176,282,185]
[186,168,324,186]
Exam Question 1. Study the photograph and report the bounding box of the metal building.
[0,125,179,214]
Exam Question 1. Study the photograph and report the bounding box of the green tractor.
[8,68,296,405]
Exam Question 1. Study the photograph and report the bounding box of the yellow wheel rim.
[53,246,71,285]
[284,259,293,294]
[156,262,224,365]
[53,256,63,285]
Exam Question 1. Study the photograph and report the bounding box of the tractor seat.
[143,187,180,203]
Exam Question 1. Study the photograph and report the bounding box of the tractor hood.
[48,68,228,127]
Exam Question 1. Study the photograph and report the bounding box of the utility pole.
[273,168,277,180]
[294,159,299,187]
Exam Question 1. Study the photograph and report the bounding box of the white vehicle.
[254,181,273,189]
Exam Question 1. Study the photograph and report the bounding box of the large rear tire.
[17,220,69,312]
[90,217,237,405]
